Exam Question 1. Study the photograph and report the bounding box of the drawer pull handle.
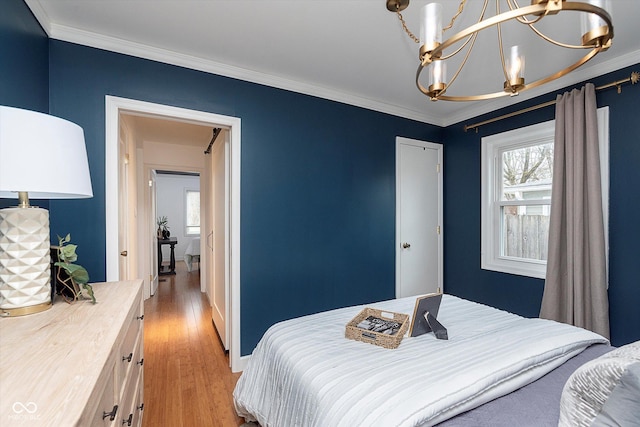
[103,404,118,421]
[123,413,133,426]
[137,403,144,411]
[137,314,144,320]
[137,358,144,366]
[122,352,133,363]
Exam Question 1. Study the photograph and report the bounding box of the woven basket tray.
[345,307,410,349]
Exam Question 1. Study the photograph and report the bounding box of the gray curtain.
[540,83,609,339]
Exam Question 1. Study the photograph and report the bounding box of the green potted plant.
[157,215,170,239]
[54,233,96,304]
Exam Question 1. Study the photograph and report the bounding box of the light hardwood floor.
[142,262,244,426]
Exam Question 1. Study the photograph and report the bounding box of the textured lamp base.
[0,207,52,317]
[1,301,51,316]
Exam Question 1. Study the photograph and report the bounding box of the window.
[481,107,609,278]
[185,189,200,235]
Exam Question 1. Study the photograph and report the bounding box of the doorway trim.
[105,96,243,372]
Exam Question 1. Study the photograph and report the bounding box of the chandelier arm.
[430,4,547,61]
[515,14,546,25]
[525,23,596,50]
[426,45,602,102]
[416,31,479,99]
[416,67,437,98]
[433,0,489,62]
[519,45,602,92]
[497,0,523,94]
[497,0,524,94]
[431,2,611,61]
[496,0,512,89]
[511,0,547,25]
[443,31,479,93]
[522,2,613,49]
[506,0,521,10]
[437,34,474,62]
[508,0,548,24]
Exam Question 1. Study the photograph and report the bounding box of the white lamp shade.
[0,106,93,199]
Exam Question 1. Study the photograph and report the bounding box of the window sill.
[481,257,546,279]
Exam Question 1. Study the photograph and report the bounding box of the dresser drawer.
[91,370,118,427]
[121,375,144,427]
[116,293,143,394]
[133,378,144,427]
[119,372,137,427]
[119,357,145,427]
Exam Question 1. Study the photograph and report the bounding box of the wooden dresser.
[0,280,144,426]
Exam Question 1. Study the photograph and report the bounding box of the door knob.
[120,251,128,256]
[402,242,411,249]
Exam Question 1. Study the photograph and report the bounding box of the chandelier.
[387,0,613,101]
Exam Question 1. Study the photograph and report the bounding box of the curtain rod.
[464,71,639,133]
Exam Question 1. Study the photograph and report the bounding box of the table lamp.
[0,106,93,316]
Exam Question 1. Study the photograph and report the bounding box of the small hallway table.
[158,237,178,275]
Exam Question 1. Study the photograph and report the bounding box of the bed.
[184,237,200,271]
[233,294,619,426]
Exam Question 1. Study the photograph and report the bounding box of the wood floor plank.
[142,263,243,426]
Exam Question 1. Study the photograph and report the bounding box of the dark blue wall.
[0,0,48,112]
[47,41,441,354]
[442,64,640,347]
[0,0,49,210]
[3,0,637,354]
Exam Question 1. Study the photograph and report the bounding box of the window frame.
[481,107,609,279]
[184,188,200,236]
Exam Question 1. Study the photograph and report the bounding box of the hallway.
[142,262,244,426]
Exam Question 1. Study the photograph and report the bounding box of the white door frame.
[105,96,244,372]
[395,136,444,297]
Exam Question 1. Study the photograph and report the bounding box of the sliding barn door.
[210,132,230,350]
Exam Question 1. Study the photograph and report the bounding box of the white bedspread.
[184,237,200,271]
[233,295,607,427]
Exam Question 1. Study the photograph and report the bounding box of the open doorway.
[119,114,210,298]
[155,170,201,279]
[104,96,244,372]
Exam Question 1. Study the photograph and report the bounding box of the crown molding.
[23,0,640,129]
[47,23,442,126]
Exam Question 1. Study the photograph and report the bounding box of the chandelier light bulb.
[420,3,442,56]
[581,0,612,47]
[428,60,447,100]
[504,45,525,94]
[430,60,446,86]
[507,45,525,81]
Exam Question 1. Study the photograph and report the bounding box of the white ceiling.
[25,0,640,127]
